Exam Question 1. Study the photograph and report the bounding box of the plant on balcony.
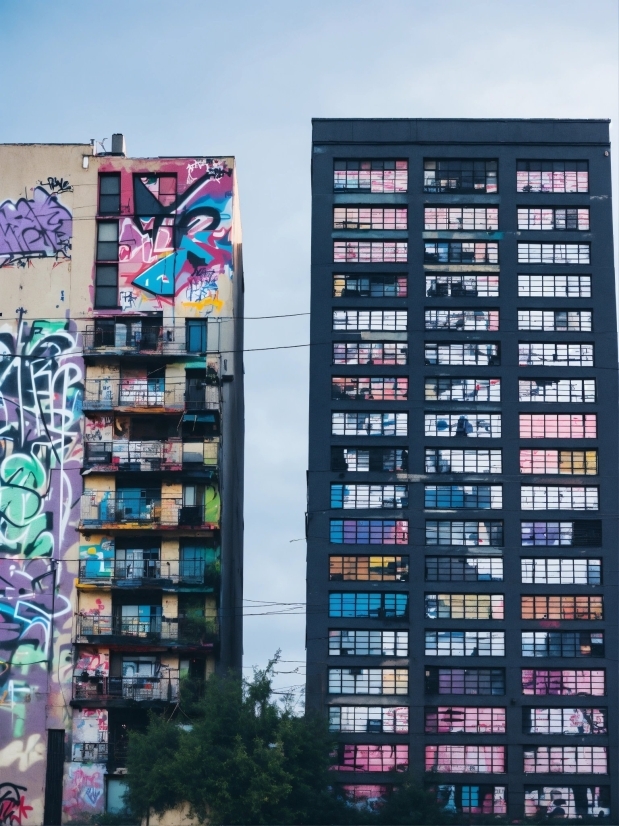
[177,610,218,644]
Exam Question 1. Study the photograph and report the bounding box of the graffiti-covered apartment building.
[0,137,244,824]
[307,118,617,820]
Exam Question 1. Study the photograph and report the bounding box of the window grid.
[426,274,499,298]
[425,707,506,734]
[425,414,502,439]
[425,449,502,474]
[332,412,408,437]
[521,595,603,621]
[425,310,499,331]
[523,746,607,775]
[524,786,610,820]
[425,378,501,403]
[432,785,507,815]
[521,557,601,584]
[425,594,505,620]
[332,377,409,402]
[425,486,503,510]
[518,274,591,298]
[518,310,592,332]
[517,207,590,231]
[519,450,598,476]
[425,630,505,657]
[329,522,409,547]
[519,414,597,439]
[521,632,604,658]
[516,161,588,193]
[425,521,504,547]
[425,745,506,774]
[426,556,504,582]
[333,310,407,331]
[329,706,409,734]
[329,554,409,581]
[426,668,506,696]
[522,669,605,696]
[328,668,409,695]
[329,630,409,657]
[334,207,407,230]
[334,241,408,263]
[334,159,408,193]
[338,744,409,772]
[332,448,408,474]
[425,242,498,265]
[518,243,590,265]
[331,484,408,510]
[425,343,500,366]
[424,159,498,194]
[520,486,599,511]
[333,274,408,298]
[329,592,408,619]
[518,379,596,403]
[523,707,607,736]
[518,343,593,367]
[424,207,499,231]
[333,341,407,365]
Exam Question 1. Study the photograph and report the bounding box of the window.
[521,521,602,548]
[330,706,409,734]
[523,708,607,736]
[332,377,408,402]
[329,554,409,580]
[521,632,604,658]
[332,448,408,473]
[519,414,596,439]
[332,412,408,437]
[333,274,407,298]
[517,207,589,231]
[334,159,408,193]
[425,745,505,774]
[328,668,408,695]
[521,595,603,621]
[99,172,121,214]
[426,274,499,298]
[519,450,598,475]
[424,159,498,194]
[426,594,504,621]
[329,592,408,619]
[424,207,498,231]
[342,785,392,804]
[518,379,595,403]
[94,264,119,309]
[425,521,503,547]
[331,484,408,509]
[424,242,498,265]
[426,556,504,582]
[521,557,601,584]
[425,630,505,657]
[425,707,506,734]
[97,221,119,261]
[524,786,610,820]
[522,669,605,696]
[425,378,501,403]
[518,243,590,264]
[329,630,408,657]
[516,160,588,193]
[425,343,500,366]
[186,319,207,353]
[334,207,407,230]
[425,310,499,331]
[432,785,507,816]
[329,522,409,546]
[517,310,592,332]
[426,667,505,695]
[523,746,607,775]
[336,744,409,773]
[334,241,408,263]
[518,274,591,298]
[333,341,407,365]
[424,486,503,510]
[333,310,407,331]
[425,414,502,439]
[425,449,502,474]
[518,344,593,367]
[520,486,598,511]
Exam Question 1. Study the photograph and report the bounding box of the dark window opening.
[95,264,119,309]
[99,173,121,215]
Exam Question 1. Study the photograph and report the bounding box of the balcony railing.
[83,379,220,411]
[83,322,221,355]
[83,439,218,470]
[72,675,180,703]
[72,742,109,762]
[75,615,218,645]
[78,558,220,587]
[80,493,220,528]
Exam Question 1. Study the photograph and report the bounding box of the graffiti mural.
[62,764,105,822]
[0,783,33,825]
[0,185,72,268]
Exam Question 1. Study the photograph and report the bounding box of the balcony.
[72,674,180,705]
[75,615,219,646]
[78,558,220,588]
[80,492,220,529]
[83,322,221,356]
[72,742,109,762]
[83,440,218,472]
[82,378,220,412]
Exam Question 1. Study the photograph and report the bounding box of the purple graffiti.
[0,186,72,267]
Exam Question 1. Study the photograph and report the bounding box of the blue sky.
[1,0,617,696]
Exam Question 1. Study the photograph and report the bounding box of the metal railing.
[83,379,220,411]
[72,742,109,762]
[83,439,218,470]
[72,675,180,703]
[76,615,219,644]
[80,493,220,528]
[78,558,220,587]
[83,322,221,355]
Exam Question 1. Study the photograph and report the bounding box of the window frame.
[329,554,410,580]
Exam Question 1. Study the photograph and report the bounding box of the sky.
[0,0,617,698]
